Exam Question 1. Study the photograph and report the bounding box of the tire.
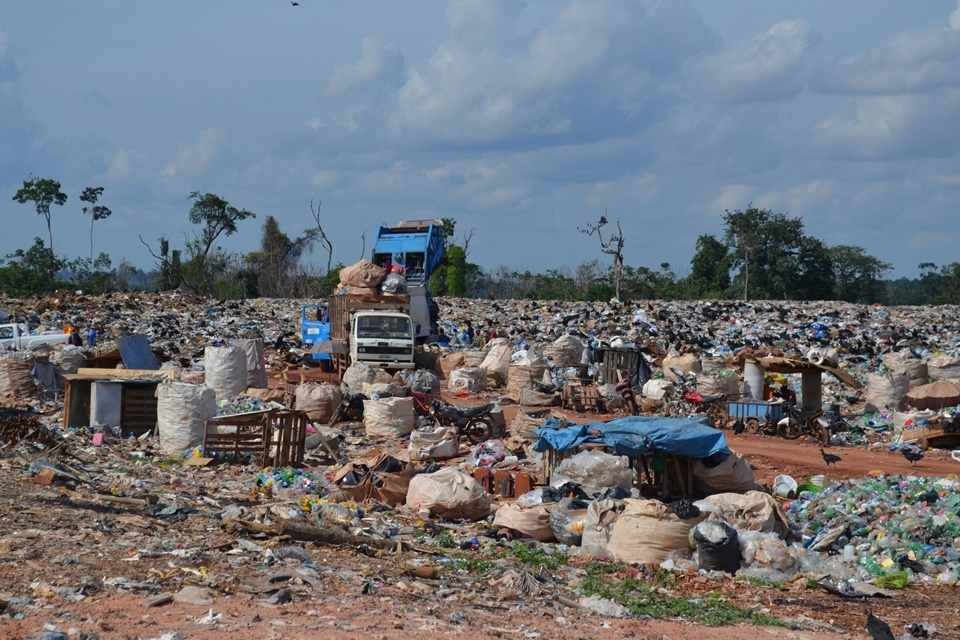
[831,420,850,434]
[707,403,728,429]
[745,418,761,435]
[463,416,493,445]
[815,425,831,445]
[778,419,802,440]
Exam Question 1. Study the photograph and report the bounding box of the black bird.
[820,448,842,468]
[291,1,299,5]
[902,448,925,465]
[866,610,896,640]
[733,420,746,436]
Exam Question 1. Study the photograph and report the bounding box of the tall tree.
[12,177,68,277]
[827,244,891,303]
[183,191,255,295]
[309,198,333,274]
[79,186,112,263]
[688,234,730,297]
[794,237,835,301]
[723,206,804,300]
[578,214,625,302]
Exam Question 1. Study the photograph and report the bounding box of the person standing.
[465,320,475,345]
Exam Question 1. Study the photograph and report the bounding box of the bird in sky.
[820,448,841,468]
[291,1,300,5]
[865,610,896,640]
[901,448,924,465]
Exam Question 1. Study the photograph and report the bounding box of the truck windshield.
[356,316,411,339]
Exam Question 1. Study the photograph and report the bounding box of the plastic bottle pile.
[785,475,960,584]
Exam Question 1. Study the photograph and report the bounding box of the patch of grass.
[434,529,456,549]
[585,561,630,577]
[578,573,790,627]
[411,528,429,543]
[501,543,567,571]
[736,575,783,588]
[449,557,497,573]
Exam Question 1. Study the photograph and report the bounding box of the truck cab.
[0,323,73,350]
[301,303,331,362]
[351,310,415,369]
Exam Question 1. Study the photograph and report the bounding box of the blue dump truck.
[302,219,446,364]
[370,219,445,341]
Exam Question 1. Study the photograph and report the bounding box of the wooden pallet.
[562,382,600,412]
[203,409,308,467]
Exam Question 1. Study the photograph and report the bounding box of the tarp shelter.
[533,416,731,498]
[534,416,730,463]
[741,355,862,411]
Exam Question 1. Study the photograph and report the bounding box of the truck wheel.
[463,417,493,445]
[745,418,761,435]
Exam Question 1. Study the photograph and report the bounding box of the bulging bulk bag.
[364,396,416,438]
[605,498,706,565]
[865,371,909,413]
[295,383,343,422]
[204,345,247,397]
[408,426,459,460]
[407,466,491,520]
[448,367,487,393]
[234,339,268,389]
[156,381,217,455]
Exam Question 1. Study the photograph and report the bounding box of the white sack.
[406,466,491,519]
[234,339,268,389]
[408,426,459,460]
[448,367,487,393]
[364,396,416,438]
[295,383,343,422]
[204,345,247,397]
[156,381,217,456]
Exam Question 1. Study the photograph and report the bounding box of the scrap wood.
[221,518,399,552]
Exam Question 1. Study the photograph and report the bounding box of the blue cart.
[727,399,788,434]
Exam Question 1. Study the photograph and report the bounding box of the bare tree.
[460,228,476,258]
[309,198,334,274]
[578,214,625,302]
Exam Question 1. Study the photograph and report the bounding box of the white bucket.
[773,474,797,499]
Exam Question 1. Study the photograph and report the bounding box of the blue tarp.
[533,416,731,465]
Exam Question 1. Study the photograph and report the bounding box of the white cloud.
[684,19,818,103]
[813,28,960,95]
[388,0,715,146]
[950,0,960,30]
[105,148,149,182]
[810,90,960,160]
[162,128,226,181]
[711,185,753,212]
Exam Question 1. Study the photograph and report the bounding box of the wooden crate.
[121,385,158,436]
[262,410,308,468]
[203,409,308,467]
[562,382,600,412]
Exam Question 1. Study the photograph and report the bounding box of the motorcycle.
[428,399,495,445]
[328,393,368,427]
[408,388,436,417]
[664,370,728,428]
[777,403,831,445]
[616,378,639,415]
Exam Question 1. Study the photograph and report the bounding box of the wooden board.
[75,368,175,379]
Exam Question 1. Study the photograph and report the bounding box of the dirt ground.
[2,392,959,640]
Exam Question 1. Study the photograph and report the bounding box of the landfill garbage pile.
[785,475,960,585]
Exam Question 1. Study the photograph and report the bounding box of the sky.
[2,0,960,281]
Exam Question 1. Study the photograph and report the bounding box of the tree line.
[4,177,959,306]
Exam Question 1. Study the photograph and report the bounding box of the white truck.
[325,293,416,375]
[0,323,73,350]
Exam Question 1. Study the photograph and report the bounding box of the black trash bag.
[543,481,589,502]
[694,520,741,574]
[596,486,631,501]
[339,467,369,487]
[667,498,702,519]
[373,456,404,473]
